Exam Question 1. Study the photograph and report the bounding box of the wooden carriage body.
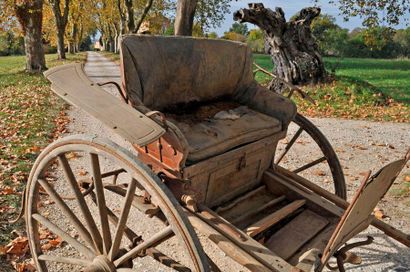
[31,35,409,272]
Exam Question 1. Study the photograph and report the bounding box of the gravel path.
[51,51,409,271]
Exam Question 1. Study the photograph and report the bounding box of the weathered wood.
[32,213,95,259]
[272,166,410,247]
[266,210,329,260]
[231,195,286,225]
[234,4,325,90]
[289,223,336,265]
[44,64,165,146]
[90,153,112,255]
[245,200,306,237]
[264,171,344,216]
[114,226,174,267]
[216,185,267,214]
[186,213,272,272]
[103,184,160,216]
[38,255,89,266]
[192,204,295,271]
[320,158,409,268]
[183,135,281,207]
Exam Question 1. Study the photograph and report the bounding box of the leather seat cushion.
[166,102,281,162]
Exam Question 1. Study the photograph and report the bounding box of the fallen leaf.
[66,152,80,160]
[49,236,62,247]
[6,236,29,255]
[78,169,88,176]
[374,209,384,220]
[0,245,7,255]
[0,187,15,195]
[313,169,326,176]
[41,242,53,251]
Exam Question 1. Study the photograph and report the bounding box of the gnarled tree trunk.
[234,3,326,92]
[175,0,197,36]
[15,0,46,72]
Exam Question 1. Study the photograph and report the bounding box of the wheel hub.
[84,255,116,272]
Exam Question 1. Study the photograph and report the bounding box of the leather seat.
[120,35,296,164]
[166,104,281,162]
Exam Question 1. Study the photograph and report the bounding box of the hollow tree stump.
[234,3,326,93]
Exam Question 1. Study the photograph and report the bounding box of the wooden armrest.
[44,64,165,146]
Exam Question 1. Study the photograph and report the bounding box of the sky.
[209,0,409,36]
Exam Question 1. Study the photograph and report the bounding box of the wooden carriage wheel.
[274,113,347,199]
[25,135,210,272]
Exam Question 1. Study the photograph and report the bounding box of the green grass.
[324,57,410,104]
[254,54,410,104]
[253,54,410,122]
[0,53,85,269]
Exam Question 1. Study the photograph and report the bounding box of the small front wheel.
[26,135,210,271]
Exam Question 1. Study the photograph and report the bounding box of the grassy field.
[0,53,85,270]
[254,54,410,122]
[254,55,410,103]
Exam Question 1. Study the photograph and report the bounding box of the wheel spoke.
[58,154,103,253]
[101,199,191,272]
[275,127,303,164]
[293,156,327,173]
[109,178,138,260]
[37,178,96,251]
[113,225,174,267]
[32,213,95,259]
[90,153,112,254]
[38,254,89,266]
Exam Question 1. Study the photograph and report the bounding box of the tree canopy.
[315,0,409,28]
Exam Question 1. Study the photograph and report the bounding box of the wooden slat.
[231,195,286,225]
[270,167,410,247]
[288,223,336,265]
[44,64,165,146]
[186,213,272,272]
[245,200,306,237]
[190,205,295,272]
[263,171,344,216]
[266,210,329,260]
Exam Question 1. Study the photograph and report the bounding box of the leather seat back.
[120,35,254,111]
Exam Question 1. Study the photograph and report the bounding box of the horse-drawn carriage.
[25,35,409,271]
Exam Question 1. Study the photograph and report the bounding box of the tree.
[195,0,230,31]
[207,31,218,38]
[223,31,246,42]
[316,0,410,28]
[234,4,326,91]
[229,22,248,36]
[311,14,349,56]
[247,29,264,53]
[175,0,197,35]
[49,0,70,59]
[175,0,230,35]
[393,28,410,57]
[12,0,46,72]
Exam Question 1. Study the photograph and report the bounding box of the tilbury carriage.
[24,35,409,272]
